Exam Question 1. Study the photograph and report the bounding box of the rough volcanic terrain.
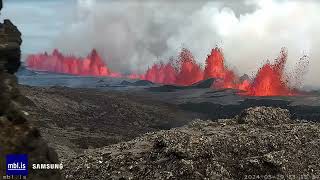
[17,64,320,180]
[18,68,320,122]
[19,85,198,161]
[63,107,320,180]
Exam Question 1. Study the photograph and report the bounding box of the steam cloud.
[53,0,320,88]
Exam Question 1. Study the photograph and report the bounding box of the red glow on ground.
[26,47,308,97]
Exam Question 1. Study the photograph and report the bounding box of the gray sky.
[1,0,255,55]
[1,0,320,87]
[1,0,74,54]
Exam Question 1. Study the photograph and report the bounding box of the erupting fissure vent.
[26,47,308,97]
[26,49,120,77]
[245,48,294,96]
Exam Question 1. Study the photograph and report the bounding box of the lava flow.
[26,47,308,97]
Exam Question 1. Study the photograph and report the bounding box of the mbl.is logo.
[6,154,28,176]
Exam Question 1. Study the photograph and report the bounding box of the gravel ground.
[63,107,320,180]
[19,85,197,161]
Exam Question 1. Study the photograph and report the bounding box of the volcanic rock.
[191,78,216,88]
[147,84,184,92]
[237,106,292,125]
[0,69,62,180]
[133,80,154,86]
[240,74,250,82]
[19,85,195,161]
[0,19,22,74]
[0,19,62,180]
[63,106,320,179]
[120,80,132,86]
[120,80,154,86]
[16,65,37,76]
[148,78,216,92]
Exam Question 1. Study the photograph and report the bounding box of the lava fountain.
[142,61,177,85]
[174,48,203,86]
[203,48,250,91]
[26,49,120,77]
[26,47,308,97]
[141,48,203,86]
[245,48,295,96]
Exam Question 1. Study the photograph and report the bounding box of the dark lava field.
[18,66,320,122]
[15,66,320,179]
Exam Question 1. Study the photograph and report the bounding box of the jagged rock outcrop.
[64,107,320,180]
[0,18,62,179]
[0,19,22,74]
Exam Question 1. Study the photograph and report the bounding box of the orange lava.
[142,62,177,85]
[141,48,203,86]
[203,48,250,91]
[245,48,296,96]
[26,47,308,96]
[175,48,203,86]
[26,49,118,77]
[204,48,227,79]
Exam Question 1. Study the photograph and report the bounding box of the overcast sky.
[1,0,256,55]
[1,0,74,54]
[1,0,320,87]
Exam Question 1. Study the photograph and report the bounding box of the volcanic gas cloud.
[26,47,308,96]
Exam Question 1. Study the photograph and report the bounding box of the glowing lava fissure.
[143,48,203,86]
[245,48,295,96]
[26,47,308,97]
[26,49,120,77]
[203,48,250,91]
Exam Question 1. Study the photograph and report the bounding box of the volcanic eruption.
[203,48,250,91]
[245,48,294,96]
[25,47,308,97]
[142,48,203,86]
[26,49,120,77]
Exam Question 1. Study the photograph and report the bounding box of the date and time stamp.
[244,174,320,180]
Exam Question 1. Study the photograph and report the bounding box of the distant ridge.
[120,80,154,86]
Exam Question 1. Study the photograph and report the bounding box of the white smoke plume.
[53,0,320,88]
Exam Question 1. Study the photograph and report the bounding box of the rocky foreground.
[63,107,320,180]
[19,85,197,161]
[0,19,62,179]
